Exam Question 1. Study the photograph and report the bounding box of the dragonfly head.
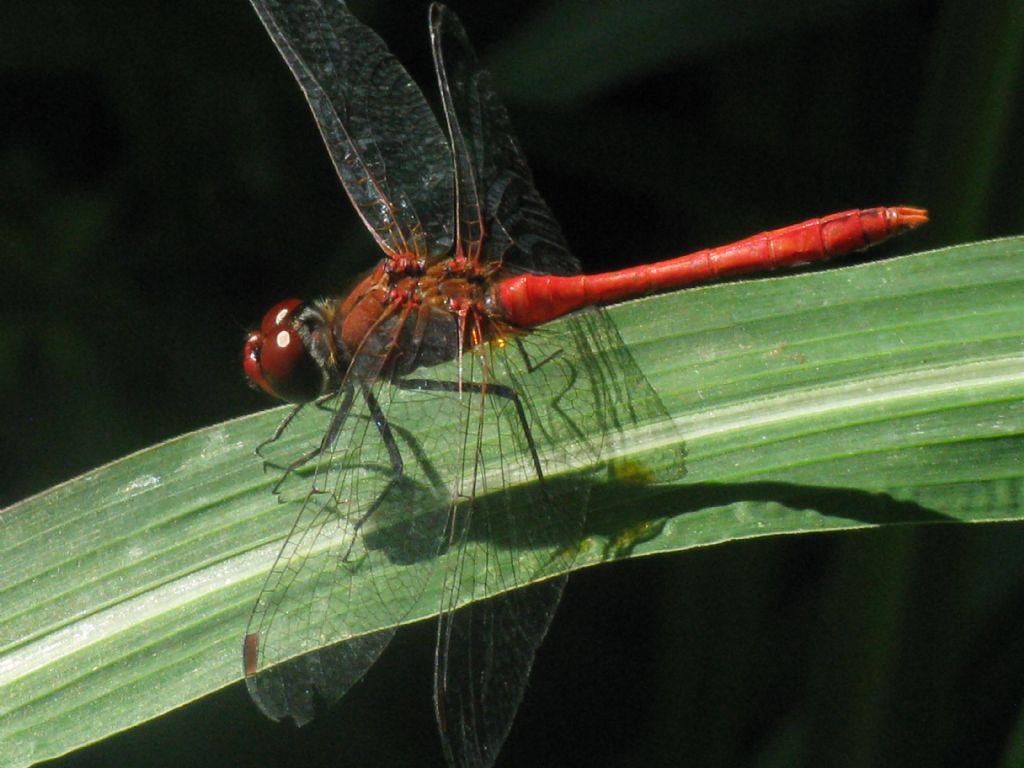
[243,299,332,403]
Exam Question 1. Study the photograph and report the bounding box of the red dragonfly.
[241,1,926,765]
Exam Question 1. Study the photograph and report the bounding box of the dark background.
[4,0,1023,766]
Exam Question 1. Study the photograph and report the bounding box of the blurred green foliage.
[2,0,1022,766]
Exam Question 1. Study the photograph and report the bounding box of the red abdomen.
[496,206,927,328]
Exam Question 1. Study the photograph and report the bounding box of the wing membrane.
[244,373,453,723]
[429,5,578,276]
[250,0,454,258]
[425,308,680,766]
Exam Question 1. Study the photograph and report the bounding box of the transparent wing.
[429,4,579,277]
[243,375,452,724]
[250,0,454,259]
[429,5,483,266]
[426,7,680,764]
[424,308,681,768]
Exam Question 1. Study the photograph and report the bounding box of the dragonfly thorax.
[331,257,515,380]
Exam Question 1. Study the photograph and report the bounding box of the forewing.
[250,0,454,258]
[428,308,682,767]
[429,4,579,276]
[429,5,483,266]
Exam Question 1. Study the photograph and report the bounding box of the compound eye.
[243,330,274,398]
[261,298,303,336]
[243,299,322,403]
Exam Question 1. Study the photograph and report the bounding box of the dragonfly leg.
[512,338,587,449]
[335,381,407,562]
[266,388,354,496]
[256,391,338,460]
[255,403,304,460]
[512,337,564,374]
[395,377,546,488]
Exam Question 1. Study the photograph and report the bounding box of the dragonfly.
[240,2,927,765]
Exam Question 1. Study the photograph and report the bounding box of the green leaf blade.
[1,237,1022,767]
